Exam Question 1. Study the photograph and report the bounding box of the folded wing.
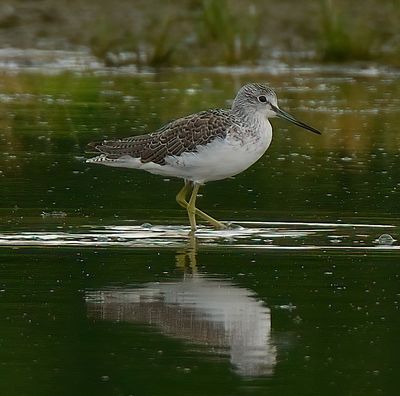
[87,109,234,165]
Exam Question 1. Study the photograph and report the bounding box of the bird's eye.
[258,95,267,103]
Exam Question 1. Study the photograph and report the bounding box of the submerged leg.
[175,181,227,230]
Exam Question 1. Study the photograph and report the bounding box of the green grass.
[196,0,261,65]
[318,0,373,62]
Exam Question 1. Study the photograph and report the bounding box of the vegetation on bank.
[0,0,399,67]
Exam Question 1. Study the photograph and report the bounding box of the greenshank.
[87,83,321,231]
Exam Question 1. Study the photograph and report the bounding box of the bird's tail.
[85,141,102,154]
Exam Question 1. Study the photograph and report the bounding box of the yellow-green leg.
[176,182,191,210]
[187,183,200,231]
[175,182,227,230]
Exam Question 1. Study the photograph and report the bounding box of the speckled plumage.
[88,109,239,166]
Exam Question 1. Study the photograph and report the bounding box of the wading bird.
[87,83,321,231]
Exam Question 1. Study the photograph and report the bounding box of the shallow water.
[0,57,399,395]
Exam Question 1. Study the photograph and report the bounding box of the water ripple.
[0,221,397,250]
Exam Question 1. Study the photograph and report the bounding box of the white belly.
[163,140,268,182]
[144,124,272,183]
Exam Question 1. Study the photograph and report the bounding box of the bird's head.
[232,83,321,135]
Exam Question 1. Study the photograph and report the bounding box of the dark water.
[1,59,400,395]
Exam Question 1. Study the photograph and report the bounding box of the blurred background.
[0,0,399,67]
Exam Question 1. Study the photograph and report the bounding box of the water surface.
[0,58,399,395]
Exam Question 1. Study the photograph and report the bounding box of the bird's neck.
[232,107,270,131]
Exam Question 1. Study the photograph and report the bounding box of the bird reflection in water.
[85,236,277,377]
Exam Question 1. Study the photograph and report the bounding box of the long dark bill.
[271,104,321,135]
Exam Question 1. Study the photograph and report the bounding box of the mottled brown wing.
[88,109,236,165]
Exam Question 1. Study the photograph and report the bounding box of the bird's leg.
[188,184,227,230]
[176,182,227,230]
[197,210,227,229]
[187,183,200,231]
[176,181,192,210]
